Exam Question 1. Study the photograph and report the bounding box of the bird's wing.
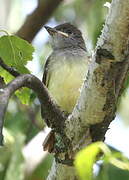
[42,55,52,87]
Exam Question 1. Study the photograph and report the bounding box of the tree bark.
[47,0,129,179]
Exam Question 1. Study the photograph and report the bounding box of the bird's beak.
[44,26,57,36]
[44,25,68,37]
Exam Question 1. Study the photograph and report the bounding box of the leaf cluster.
[75,142,129,180]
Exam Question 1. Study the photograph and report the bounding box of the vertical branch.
[47,0,129,179]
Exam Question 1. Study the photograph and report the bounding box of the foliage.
[0,34,34,104]
[0,35,34,74]
[75,142,129,180]
[0,30,49,180]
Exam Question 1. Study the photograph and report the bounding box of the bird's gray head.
[44,23,86,51]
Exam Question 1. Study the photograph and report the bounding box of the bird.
[42,23,90,152]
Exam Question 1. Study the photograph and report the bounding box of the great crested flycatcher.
[42,23,89,152]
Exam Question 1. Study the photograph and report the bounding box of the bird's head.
[44,23,86,51]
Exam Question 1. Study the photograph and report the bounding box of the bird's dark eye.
[66,30,72,34]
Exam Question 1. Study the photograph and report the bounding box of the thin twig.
[0,58,20,77]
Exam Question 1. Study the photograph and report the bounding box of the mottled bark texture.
[47,0,129,179]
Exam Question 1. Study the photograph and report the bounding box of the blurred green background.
[0,0,129,179]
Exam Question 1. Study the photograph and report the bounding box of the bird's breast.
[47,56,88,113]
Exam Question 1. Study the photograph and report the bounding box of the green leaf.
[15,88,31,105]
[16,64,30,74]
[0,67,31,104]
[75,142,129,180]
[0,67,14,83]
[96,163,129,180]
[29,91,37,104]
[75,142,103,180]
[0,35,34,104]
[0,35,34,74]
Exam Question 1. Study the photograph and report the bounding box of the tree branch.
[0,76,5,88]
[47,0,129,179]
[0,74,66,146]
[0,58,20,77]
[16,0,64,42]
[65,0,129,151]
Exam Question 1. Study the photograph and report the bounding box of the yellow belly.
[48,59,88,113]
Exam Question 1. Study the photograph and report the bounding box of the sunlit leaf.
[0,67,14,83]
[75,142,129,180]
[0,35,34,74]
[75,142,103,180]
[16,88,31,105]
[0,67,31,104]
